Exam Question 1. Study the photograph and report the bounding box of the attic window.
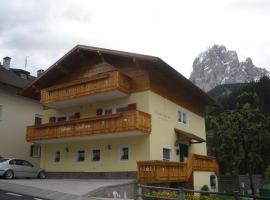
[20,73,28,80]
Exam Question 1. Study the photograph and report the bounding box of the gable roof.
[20,45,215,106]
[0,66,35,89]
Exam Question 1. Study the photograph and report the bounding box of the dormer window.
[20,73,28,80]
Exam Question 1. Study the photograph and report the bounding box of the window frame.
[177,108,188,125]
[91,149,101,162]
[162,147,172,161]
[30,144,41,158]
[76,150,85,162]
[120,146,130,161]
[53,151,61,163]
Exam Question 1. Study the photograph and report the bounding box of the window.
[91,149,101,162]
[20,73,28,80]
[57,116,66,122]
[104,108,113,115]
[163,148,171,161]
[22,160,33,167]
[30,144,41,158]
[0,105,3,121]
[120,147,129,161]
[116,105,128,113]
[77,150,85,162]
[177,109,188,125]
[54,151,60,162]
[35,114,42,125]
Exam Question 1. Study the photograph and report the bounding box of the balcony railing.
[40,70,132,105]
[137,154,218,183]
[26,110,151,142]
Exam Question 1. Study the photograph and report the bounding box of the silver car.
[0,158,46,179]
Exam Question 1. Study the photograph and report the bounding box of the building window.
[163,148,171,161]
[177,109,188,125]
[120,147,129,161]
[91,149,101,162]
[35,114,42,125]
[77,150,85,162]
[20,73,28,80]
[54,151,60,162]
[0,105,3,121]
[30,144,41,158]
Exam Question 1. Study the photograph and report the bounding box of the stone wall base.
[46,171,137,179]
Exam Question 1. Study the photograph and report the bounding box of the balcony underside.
[45,90,128,109]
[31,130,146,144]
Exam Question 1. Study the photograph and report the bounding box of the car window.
[9,160,16,165]
[22,160,33,167]
[15,160,23,165]
[0,158,8,163]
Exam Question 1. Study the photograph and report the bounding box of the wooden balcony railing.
[40,70,132,105]
[137,154,218,183]
[26,110,151,142]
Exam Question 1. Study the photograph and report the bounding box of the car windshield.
[0,158,8,163]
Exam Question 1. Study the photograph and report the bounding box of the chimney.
[3,57,11,70]
[37,69,45,77]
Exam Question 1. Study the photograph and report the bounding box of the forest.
[206,76,270,194]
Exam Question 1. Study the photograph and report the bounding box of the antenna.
[24,56,28,70]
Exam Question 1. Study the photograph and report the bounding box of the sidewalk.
[0,179,134,200]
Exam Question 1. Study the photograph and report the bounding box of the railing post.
[179,187,185,200]
[233,191,240,200]
[137,184,143,200]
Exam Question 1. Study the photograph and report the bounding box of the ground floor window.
[54,151,60,162]
[91,149,101,162]
[77,150,85,162]
[162,148,171,161]
[30,144,41,158]
[120,147,129,161]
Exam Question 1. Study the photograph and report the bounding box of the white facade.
[0,85,42,166]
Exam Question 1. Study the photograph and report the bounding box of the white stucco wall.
[0,87,42,166]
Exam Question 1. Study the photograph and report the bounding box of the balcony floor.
[45,90,128,109]
[32,130,147,144]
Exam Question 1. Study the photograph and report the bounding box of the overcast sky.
[0,0,269,78]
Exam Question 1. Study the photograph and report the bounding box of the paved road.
[0,189,49,200]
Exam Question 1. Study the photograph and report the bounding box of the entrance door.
[179,143,189,162]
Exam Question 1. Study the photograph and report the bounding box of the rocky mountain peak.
[189,44,270,92]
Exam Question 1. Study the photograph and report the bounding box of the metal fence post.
[233,191,240,200]
[137,184,143,200]
[179,187,185,200]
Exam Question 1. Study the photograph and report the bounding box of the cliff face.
[189,45,270,92]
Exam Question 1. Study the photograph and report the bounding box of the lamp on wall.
[107,144,111,150]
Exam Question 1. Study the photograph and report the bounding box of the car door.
[9,159,23,177]
[21,160,37,178]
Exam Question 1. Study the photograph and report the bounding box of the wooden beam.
[56,64,69,75]
[97,50,105,62]
[31,84,41,92]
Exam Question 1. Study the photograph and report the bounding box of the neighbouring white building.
[0,57,42,166]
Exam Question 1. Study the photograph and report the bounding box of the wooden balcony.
[40,70,132,108]
[137,154,218,183]
[26,110,151,143]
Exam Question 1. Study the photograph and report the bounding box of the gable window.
[77,150,85,162]
[177,109,188,125]
[54,151,60,162]
[0,105,3,121]
[30,144,41,158]
[91,149,101,162]
[120,147,129,161]
[35,114,42,125]
[163,148,171,161]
